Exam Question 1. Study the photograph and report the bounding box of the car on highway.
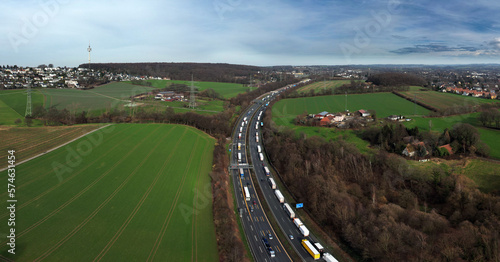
[289,234,294,240]
[253,200,256,205]
[268,233,273,240]
[250,206,254,212]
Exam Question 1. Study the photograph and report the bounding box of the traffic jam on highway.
[234,82,339,262]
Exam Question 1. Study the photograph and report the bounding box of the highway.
[231,81,338,262]
[230,101,292,262]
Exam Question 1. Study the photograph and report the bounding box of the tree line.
[367,72,426,87]
[80,63,261,83]
[31,105,233,137]
[261,106,500,261]
[361,122,490,157]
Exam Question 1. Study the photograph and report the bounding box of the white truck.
[293,218,303,228]
[323,253,339,262]
[274,189,284,203]
[259,153,264,161]
[257,145,261,153]
[283,203,295,219]
[256,136,259,143]
[238,133,242,139]
[268,177,276,189]
[299,225,310,237]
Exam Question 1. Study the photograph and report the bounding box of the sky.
[2,0,500,67]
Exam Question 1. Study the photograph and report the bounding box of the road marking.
[254,235,258,241]
[276,246,281,252]
[259,246,263,253]
[250,225,254,231]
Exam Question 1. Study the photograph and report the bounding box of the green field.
[0,89,44,116]
[0,124,218,261]
[272,93,430,125]
[271,93,429,153]
[401,90,497,111]
[0,99,23,125]
[296,80,363,93]
[38,82,155,113]
[408,159,500,194]
[140,98,225,115]
[141,80,248,99]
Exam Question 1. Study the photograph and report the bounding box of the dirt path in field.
[0,124,113,173]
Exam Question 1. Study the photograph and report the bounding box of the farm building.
[314,111,330,119]
[357,109,370,117]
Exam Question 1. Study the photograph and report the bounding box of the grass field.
[141,80,248,99]
[38,82,154,113]
[0,124,218,261]
[0,89,44,116]
[272,93,430,124]
[296,80,363,93]
[408,158,500,194]
[0,99,23,125]
[271,93,429,153]
[0,124,103,169]
[401,90,497,111]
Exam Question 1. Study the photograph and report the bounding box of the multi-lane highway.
[231,81,338,262]
[230,99,292,262]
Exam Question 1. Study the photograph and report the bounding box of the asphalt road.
[230,101,292,262]
[231,84,337,262]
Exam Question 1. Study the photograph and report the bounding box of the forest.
[262,101,500,261]
[367,72,427,87]
[79,62,261,83]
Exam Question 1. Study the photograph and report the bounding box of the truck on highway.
[314,242,324,255]
[241,121,244,127]
[257,145,261,153]
[255,123,259,129]
[299,225,310,237]
[240,127,243,132]
[323,253,339,262]
[268,177,276,189]
[263,166,270,176]
[274,189,284,203]
[238,143,241,150]
[260,122,263,127]
[293,218,303,228]
[243,117,247,121]
[238,133,242,139]
[244,186,250,201]
[239,168,244,178]
[283,203,295,218]
[301,239,320,260]
[238,153,242,163]
[259,153,264,161]
[256,136,259,143]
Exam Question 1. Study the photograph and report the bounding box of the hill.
[80,62,261,83]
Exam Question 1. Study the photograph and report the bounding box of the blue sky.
[2,0,500,67]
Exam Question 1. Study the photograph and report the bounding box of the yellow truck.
[302,239,320,260]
